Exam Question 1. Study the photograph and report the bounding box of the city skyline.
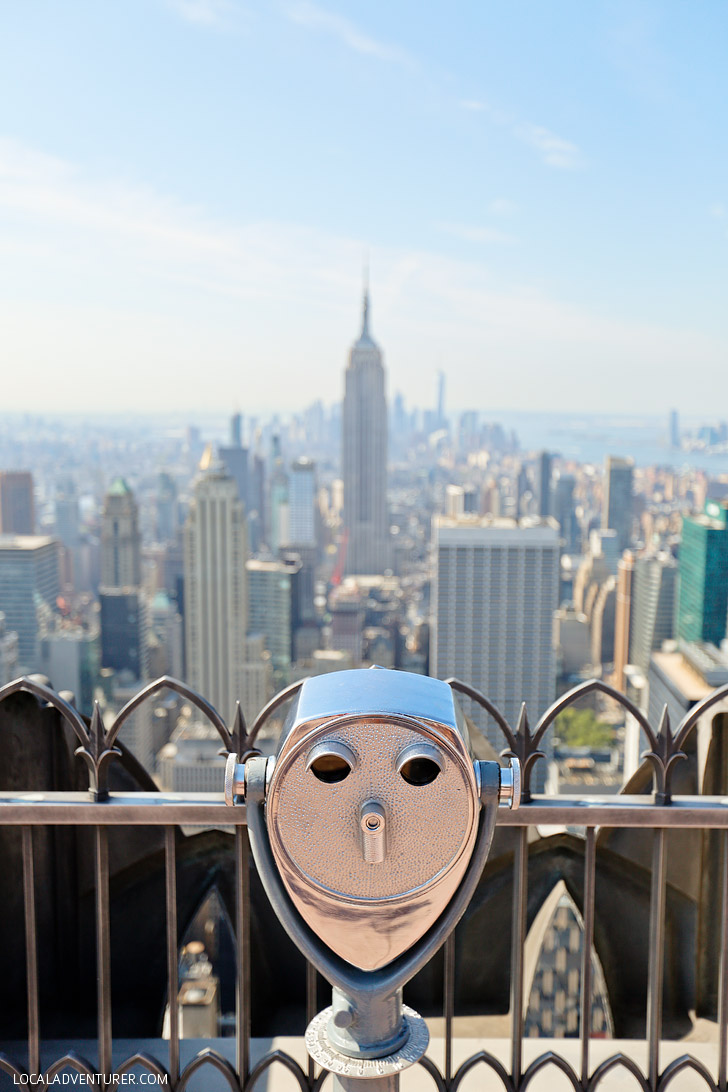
[1,2,727,414]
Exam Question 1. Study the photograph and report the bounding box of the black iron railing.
[0,673,727,1091]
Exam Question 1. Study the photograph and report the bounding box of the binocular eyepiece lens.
[395,744,443,787]
[399,757,441,786]
[306,741,356,784]
[310,754,351,783]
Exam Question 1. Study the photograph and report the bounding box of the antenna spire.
[362,257,370,338]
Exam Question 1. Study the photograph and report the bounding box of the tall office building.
[431,516,559,767]
[287,458,317,547]
[54,480,80,550]
[342,286,389,575]
[629,553,678,673]
[602,456,634,552]
[612,552,634,691]
[669,410,680,449]
[220,412,249,511]
[537,452,552,518]
[100,479,142,588]
[437,370,446,429]
[590,576,616,670]
[184,448,249,723]
[676,501,728,647]
[246,558,297,688]
[267,434,289,554]
[99,479,146,678]
[99,590,149,678]
[0,611,19,684]
[231,412,243,448]
[552,472,579,553]
[156,472,179,544]
[0,536,60,670]
[0,472,35,534]
[54,479,80,592]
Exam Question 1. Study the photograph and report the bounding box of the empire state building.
[342,286,389,575]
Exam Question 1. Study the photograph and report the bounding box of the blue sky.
[1,1,726,415]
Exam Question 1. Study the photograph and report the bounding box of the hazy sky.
[1,1,726,415]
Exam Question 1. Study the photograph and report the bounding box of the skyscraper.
[552,472,579,553]
[0,536,60,670]
[246,557,297,689]
[676,501,728,647]
[269,435,289,554]
[156,472,179,544]
[430,515,559,767]
[342,286,389,575]
[669,410,680,449]
[220,412,249,511]
[184,448,249,722]
[100,479,142,588]
[437,370,446,429]
[629,553,678,673]
[602,456,634,552]
[0,611,19,684]
[0,471,35,534]
[612,552,634,691]
[537,452,552,518]
[287,457,317,547]
[99,479,147,679]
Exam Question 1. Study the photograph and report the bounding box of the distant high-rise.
[0,536,60,670]
[676,501,728,647]
[552,472,579,553]
[101,479,142,588]
[230,412,243,448]
[156,472,179,544]
[437,370,446,429]
[100,590,149,678]
[99,479,146,679]
[430,515,559,770]
[55,480,80,550]
[246,557,297,688]
[342,286,389,575]
[184,448,249,722]
[269,435,289,554]
[220,412,249,511]
[602,456,634,552]
[287,457,317,547]
[612,552,634,691]
[629,553,678,673]
[669,409,680,449]
[0,471,35,534]
[0,611,19,685]
[537,452,552,518]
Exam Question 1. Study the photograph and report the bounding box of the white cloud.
[165,0,238,28]
[436,221,515,245]
[710,202,725,220]
[285,2,413,66]
[459,97,582,171]
[458,99,512,125]
[516,124,583,169]
[488,198,517,217]
[0,138,723,415]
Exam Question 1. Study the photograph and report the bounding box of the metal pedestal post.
[306,986,429,1092]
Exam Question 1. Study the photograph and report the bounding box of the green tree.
[553,707,615,749]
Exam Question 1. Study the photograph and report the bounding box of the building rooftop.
[650,649,716,701]
[107,477,132,497]
[0,534,56,549]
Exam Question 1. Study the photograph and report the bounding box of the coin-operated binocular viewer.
[225,668,519,1090]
